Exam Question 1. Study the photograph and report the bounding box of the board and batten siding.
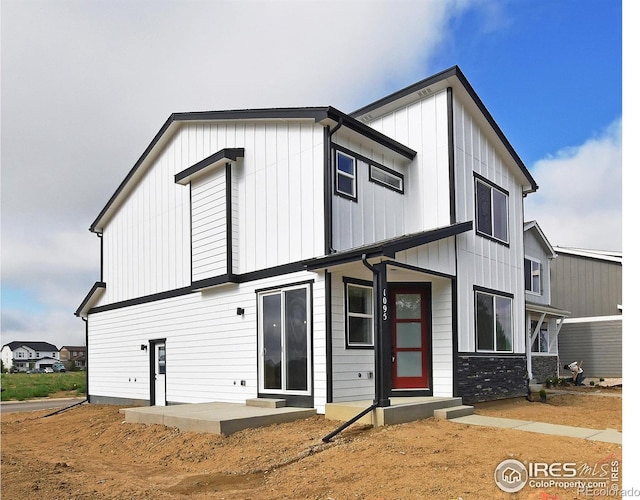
[88,271,329,411]
[191,167,228,281]
[96,120,326,306]
[331,135,408,251]
[523,229,553,306]
[550,253,622,318]
[362,89,452,234]
[452,95,526,354]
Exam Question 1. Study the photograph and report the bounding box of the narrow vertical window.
[525,258,541,294]
[336,151,357,199]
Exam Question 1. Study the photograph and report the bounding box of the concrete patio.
[120,398,316,436]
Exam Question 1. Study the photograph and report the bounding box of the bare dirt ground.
[1,386,622,500]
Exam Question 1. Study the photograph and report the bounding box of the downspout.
[322,254,379,443]
[324,118,343,255]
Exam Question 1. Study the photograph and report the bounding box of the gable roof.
[90,107,416,233]
[524,221,556,258]
[351,65,538,194]
[2,341,58,352]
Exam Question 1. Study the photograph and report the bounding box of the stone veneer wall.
[456,355,528,403]
[531,356,558,383]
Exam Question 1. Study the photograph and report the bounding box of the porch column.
[373,261,392,407]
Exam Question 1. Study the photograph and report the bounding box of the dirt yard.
[1,386,622,499]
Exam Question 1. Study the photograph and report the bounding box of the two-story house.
[59,346,87,370]
[523,221,570,384]
[1,342,59,372]
[76,66,538,409]
[552,247,622,378]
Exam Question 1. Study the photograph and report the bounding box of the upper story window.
[369,164,404,193]
[475,175,509,244]
[335,151,357,199]
[525,258,541,294]
[345,281,374,348]
[475,287,513,352]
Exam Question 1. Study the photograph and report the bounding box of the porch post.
[373,261,392,407]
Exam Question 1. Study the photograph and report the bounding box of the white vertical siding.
[88,271,328,411]
[331,137,408,252]
[452,97,526,354]
[364,90,451,234]
[98,119,326,306]
[191,168,227,281]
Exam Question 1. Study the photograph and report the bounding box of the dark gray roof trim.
[304,221,473,270]
[175,148,244,184]
[90,108,414,232]
[2,341,59,351]
[74,281,106,317]
[351,65,538,193]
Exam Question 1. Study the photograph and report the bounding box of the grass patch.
[1,372,87,401]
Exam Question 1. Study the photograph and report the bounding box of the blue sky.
[1,0,624,351]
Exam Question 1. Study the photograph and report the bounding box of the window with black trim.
[369,164,404,193]
[336,151,357,199]
[475,289,513,352]
[524,257,541,294]
[475,176,509,244]
[346,282,374,348]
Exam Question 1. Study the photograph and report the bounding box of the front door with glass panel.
[391,286,430,390]
[258,284,311,397]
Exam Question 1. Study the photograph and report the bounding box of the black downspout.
[321,254,389,442]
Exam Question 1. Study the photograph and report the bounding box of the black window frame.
[474,286,514,353]
[369,163,404,193]
[474,174,510,245]
[335,150,357,200]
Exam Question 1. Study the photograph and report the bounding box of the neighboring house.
[523,221,570,383]
[552,247,622,378]
[76,66,539,409]
[1,342,59,372]
[59,346,87,370]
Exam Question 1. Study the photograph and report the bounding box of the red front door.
[391,286,430,390]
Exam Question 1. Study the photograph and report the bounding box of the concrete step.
[245,398,287,408]
[433,405,475,420]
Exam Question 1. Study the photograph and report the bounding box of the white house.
[1,342,60,372]
[76,66,538,410]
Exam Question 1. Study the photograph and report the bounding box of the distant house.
[1,342,59,372]
[523,222,570,383]
[76,66,540,409]
[551,247,622,378]
[59,346,87,370]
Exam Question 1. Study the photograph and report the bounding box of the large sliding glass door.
[258,284,311,396]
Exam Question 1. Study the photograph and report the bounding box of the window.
[475,176,509,243]
[346,283,374,347]
[335,151,357,199]
[369,164,404,193]
[531,321,548,353]
[525,258,541,294]
[475,289,513,352]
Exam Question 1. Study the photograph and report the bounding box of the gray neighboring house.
[552,246,622,378]
[523,222,570,383]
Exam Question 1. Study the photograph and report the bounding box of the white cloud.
[1,0,476,347]
[525,119,622,251]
